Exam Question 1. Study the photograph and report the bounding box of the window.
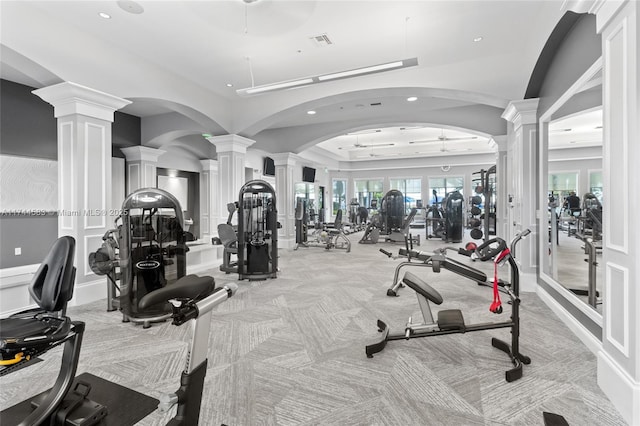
[354,179,383,209]
[548,172,578,206]
[390,178,422,209]
[332,179,347,216]
[428,177,463,206]
[589,171,603,203]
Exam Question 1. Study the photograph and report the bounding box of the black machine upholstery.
[401,272,443,305]
[0,236,97,426]
[1,236,77,362]
[138,275,215,309]
[29,236,76,313]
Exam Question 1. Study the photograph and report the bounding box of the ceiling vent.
[309,33,333,47]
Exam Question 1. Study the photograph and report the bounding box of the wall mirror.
[540,59,603,326]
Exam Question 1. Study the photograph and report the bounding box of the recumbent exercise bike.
[1,236,237,426]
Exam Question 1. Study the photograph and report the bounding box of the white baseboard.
[188,259,222,275]
[278,238,295,250]
[598,350,640,426]
[536,285,602,355]
[71,277,108,307]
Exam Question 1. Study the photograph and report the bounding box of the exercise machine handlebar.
[474,238,507,261]
[379,248,393,258]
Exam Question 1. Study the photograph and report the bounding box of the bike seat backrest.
[402,272,443,305]
[29,236,76,312]
[138,274,215,309]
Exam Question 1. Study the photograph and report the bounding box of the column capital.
[207,134,255,154]
[200,159,218,172]
[489,135,509,152]
[272,152,301,166]
[120,146,166,162]
[502,99,539,130]
[562,0,629,33]
[32,81,131,122]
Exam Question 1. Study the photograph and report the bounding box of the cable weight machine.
[237,180,278,280]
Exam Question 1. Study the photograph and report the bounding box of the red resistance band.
[490,248,511,314]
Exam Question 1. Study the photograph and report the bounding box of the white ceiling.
[549,108,603,150]
[0,0,565,161]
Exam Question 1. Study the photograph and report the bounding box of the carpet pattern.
[0,232,627,425]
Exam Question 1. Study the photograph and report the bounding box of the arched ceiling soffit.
[237,87,509,137]
[125,98,226,138]
[0,45,62,88]
[161,135,216,161]
[145,129,204,152]
[251,103,507,154]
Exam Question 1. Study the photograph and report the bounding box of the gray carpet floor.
[0,231,627,425]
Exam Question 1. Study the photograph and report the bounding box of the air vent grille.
[309,33,333,47]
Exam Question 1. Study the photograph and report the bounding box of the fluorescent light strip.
[318,61,404,81]
[236,57,418,96]
[243,78,314,95]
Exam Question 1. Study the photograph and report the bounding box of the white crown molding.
[206,134,255,154]
[271,152,302,166]
[502,98,540,130]
[120,146,166,162]
[490,135,508,151]
[33,81,131,122]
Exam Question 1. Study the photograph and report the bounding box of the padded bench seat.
[402,272,443,305]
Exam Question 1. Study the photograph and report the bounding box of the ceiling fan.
[355,152,403,159]
[408,129,478,145]
[353,142,395,148]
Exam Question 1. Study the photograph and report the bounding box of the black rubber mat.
[1,372,159,425]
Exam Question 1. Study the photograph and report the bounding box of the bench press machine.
[366,233,531,382]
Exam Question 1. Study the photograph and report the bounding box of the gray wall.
[0,214,58,268]
[536,14,601,116]
[1,79,57,160]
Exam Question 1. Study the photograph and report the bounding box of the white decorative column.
[120,146,165,195]
[33,82,130,302]
[502,98,539,291]
[583,1,639,423]
[199,159,219,240]
[272,153,299,249]
[207,135,255,221]
[491,135,509,240]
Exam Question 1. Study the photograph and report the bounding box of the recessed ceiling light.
[473,36,483,42]
[407,96,418,102]
[117,0,144,14]
[98,12,111,19]
[226,83,233,88]
[307,110,316,115]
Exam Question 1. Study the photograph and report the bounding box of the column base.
[598,350,640,426]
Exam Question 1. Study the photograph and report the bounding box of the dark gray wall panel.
[536,13,601,116]
[0,214,58,268]
[0,79,56,160]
